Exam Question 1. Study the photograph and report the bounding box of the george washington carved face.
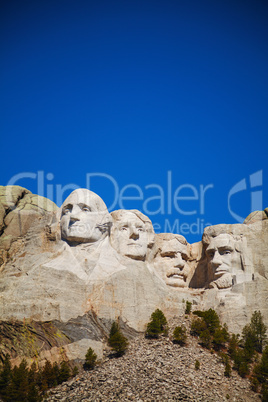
[60,189,111,245]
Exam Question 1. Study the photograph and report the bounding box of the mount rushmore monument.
[0,185,267,364]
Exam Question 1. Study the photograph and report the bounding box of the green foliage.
[228,334,240,359]
[190,318,206,336]
[251,345,268,399]
[6,359,29,402]
[261,384,268,402]
[41,361,57,389]
[250,376,259,392]
[84,347,97,370]
[191,309,229,352]
[193,310,204,317]
[242,311,267,354]
[0,354,12,398]
[72,366,79,377]
[0,356,73,402]
[195,359,200,370]
[191,309,221,335]
[224,357,232,377]
[108,321,128,356]
[199,329,212,349]
[254,345,268,383]
[213,326,229,351]
[185,301,192,315]
[173,326,187,346]
[58,361,70,383]
[232,347,250,378]
[222,324,230,342]
[228,311,267,383]
[238,360,250,378]
[202,309,220,335]
[145,309,168,339]
[110,322,119,338]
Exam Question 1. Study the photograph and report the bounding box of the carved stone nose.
[174,257,184,269]
[211,258,221,268]
[70,215,80,222]
[130,231,139,240]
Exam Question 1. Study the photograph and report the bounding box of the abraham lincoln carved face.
[205,233,244,289]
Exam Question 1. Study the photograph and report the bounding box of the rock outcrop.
[0,186,267,368]
[46,317,257,402]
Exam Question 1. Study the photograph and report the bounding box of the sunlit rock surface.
[0,186,267,365]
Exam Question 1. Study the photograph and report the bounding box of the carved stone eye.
[63,208,71,215]
[120,227,128,231]
[82,207,91,212]
[206,251,214,259]
[221,249,231,255]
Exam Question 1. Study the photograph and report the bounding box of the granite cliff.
[0,185,267,368]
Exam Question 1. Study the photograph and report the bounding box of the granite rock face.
[0,186,267,366]
[0,185,57,268]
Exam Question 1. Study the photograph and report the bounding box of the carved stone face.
[110,211,152,260]
[153,236,190,288]
[60,189,110,244]
[206,234,242,288]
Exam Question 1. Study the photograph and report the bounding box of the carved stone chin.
[209,273,233,289]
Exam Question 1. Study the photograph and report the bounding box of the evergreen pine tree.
[58,360,70,384]
[41,360,57,389]
[185,301,192,315]
[224,357,232,377]
[0,353,12,399]
[145,309,168,338]
[6,359,29,402]
[173,325,187,345]
[108,322,128,356]
[250,311,267,353]
[84,347,97,370]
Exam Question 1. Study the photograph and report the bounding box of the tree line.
[0,305,267,401]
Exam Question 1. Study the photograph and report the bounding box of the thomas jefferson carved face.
[110,210,154,261]
[152,234,191,288]
[206,234,242,289]
[60,189,111,244]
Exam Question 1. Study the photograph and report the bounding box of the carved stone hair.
[149,232,189,262]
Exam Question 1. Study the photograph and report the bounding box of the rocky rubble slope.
[45,317,258,402]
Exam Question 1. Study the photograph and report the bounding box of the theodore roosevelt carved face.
[151,233,191,288]
[110,210,154,261]
[205,233,244,289]
[60,189,111,244]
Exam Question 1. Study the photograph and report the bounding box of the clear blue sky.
[1,0,267,243]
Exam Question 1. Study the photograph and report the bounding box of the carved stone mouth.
[215,267,229,277]
[167,270,185,280]
[127,243,141,246]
